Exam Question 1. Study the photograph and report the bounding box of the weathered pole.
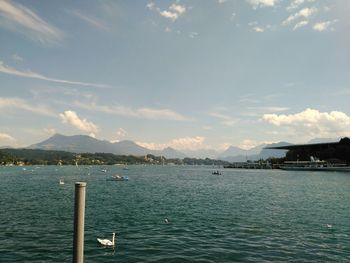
[73,182,87,263]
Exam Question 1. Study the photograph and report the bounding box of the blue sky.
[1,0,349,151]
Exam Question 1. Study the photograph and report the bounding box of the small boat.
[107,175,129,181]
[212,171,221,175]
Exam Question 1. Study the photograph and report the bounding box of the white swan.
[59,179,65,185]
[97,232,116,247]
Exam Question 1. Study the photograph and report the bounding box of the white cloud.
[287,0,305,11]
[286,0,316,11]
[263,106,289,112]
[138,136,207,151]
[218,143,231,151]
[136,141,167,151]
[188,31,199,38]
[293,20,308,30]
[238,139,274,150]
[202,125,213,130]
[170,136,205,150]
[247,106,289,113]
[0,61,109,88]
[313,20,337,32]
[74,100,188,121]
[246,0,279,9]
[66,9,108,31]
[12,54,23,62]
[159,10,179,21]
[282,7,317,26]
[169,4,186,14]
[138,108,187,120]
[230,12,236,21]
[0,0,64,45]
[0,132,16,145]
[59,110,99,137]
[248,22,273,33]
[110,128,128,143]
[209,112,238,127]
[253,26,265,32]
[0,97,55,116]
[147,2,186,22]
[146,2,156,11]
[262,108,350,140]
[43,127,56,135]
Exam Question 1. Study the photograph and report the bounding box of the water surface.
[0,166,349,262]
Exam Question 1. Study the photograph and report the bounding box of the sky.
[1,0,350,151]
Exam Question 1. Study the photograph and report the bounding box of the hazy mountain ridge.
[219,142,291,162]
[26,134,339,161]
[28,134,185,159]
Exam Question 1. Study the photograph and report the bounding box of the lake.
[0,165,350,262]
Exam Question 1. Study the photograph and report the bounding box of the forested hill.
[0,148,230,166]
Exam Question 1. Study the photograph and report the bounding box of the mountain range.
[25,133,336,161]
[28,134,186,159]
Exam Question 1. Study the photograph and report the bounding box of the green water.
[0,165,349,262]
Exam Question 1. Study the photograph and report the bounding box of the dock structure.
[224,162,273,169]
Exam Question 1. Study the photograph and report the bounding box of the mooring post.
[73,182,87,263]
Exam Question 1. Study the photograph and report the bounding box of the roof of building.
[266,141,340,150]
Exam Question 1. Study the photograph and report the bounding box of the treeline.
[0,148,230,166]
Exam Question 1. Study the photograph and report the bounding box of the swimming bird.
[97,232,116,247]
[326,224,333,228]
[164,218,169,224]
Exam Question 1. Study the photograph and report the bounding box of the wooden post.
[73,182,86,263]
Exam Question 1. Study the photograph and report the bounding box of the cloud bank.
[263,108,350,140]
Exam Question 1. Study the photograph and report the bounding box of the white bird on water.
[97,232,116,247]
